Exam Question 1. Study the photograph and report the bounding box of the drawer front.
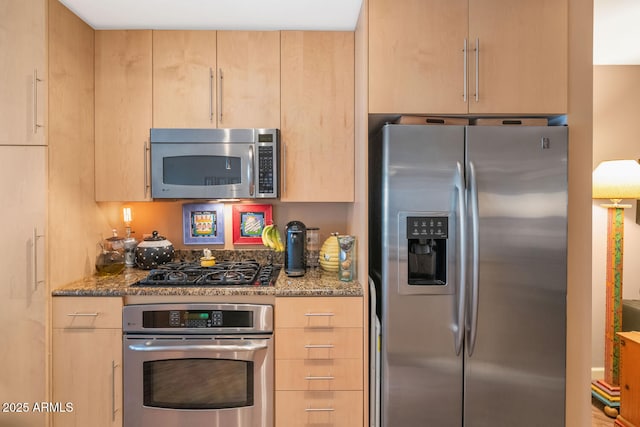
[275,297,363,328]
[275,390,363,427]
[276,358,363,391]
[52,297,123,329]
[276,328,363,359]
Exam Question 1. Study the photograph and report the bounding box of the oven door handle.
[127,341,269,353]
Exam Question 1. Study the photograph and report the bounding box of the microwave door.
[152,143,253,199]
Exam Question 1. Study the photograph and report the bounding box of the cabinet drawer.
[275,391,362,427]
[52,297,123,329]
[275,297,363,328]
[276,358,362,391]
[276,328,363,359]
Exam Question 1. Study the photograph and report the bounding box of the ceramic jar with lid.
[134,230,175,269]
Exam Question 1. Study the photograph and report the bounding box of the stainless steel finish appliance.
[369,124,568,427]
[123,303,274,427]
[285,221,306,277]
[150,128,279,199]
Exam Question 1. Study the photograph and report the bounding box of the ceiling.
[59,0,638,64]
[58,0,363,31]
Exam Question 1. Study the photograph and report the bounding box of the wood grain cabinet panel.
[280,31,355,202]
[275,297,364,427]
[153,30,280,129]
[52,297,123,427]
[618,332,640,426]
[95,30,152,201]
[369,0,568,115]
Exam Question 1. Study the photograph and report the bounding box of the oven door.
[151,142,255,199]
[123,335,273,427]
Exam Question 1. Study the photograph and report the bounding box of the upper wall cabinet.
[95,30,153,202]
[0,0,46,146]
[369,0,568,115]
[153,30,280,129]
[280,31,355,202]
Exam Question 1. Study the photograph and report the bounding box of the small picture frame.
[182,203,225,245]
[232,204,273,244]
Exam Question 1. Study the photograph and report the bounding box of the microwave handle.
[248,145,255,196]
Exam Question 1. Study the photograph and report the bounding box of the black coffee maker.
[285,221,306,277]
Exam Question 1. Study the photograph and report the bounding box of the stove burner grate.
[135,261,278,287]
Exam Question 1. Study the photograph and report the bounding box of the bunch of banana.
[261,224,285,252]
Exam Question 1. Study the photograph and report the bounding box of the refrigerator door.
[379,124,465,426]
[464,126,567,427]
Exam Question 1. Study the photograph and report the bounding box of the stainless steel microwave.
[150,128,279,199]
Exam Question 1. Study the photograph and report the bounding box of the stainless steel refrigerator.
[368,124,567,427]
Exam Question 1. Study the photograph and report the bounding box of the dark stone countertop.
[51,267,363,298]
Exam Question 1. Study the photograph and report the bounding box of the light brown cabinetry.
[0,0,46,146]
[52,297,123,427]
[275,297,364,427]
[280,31,355,202]
[369,0,568,115]
[618,332,640,426]
[153,30,280,129]
[95,30,152,201]
[0,146,47,427]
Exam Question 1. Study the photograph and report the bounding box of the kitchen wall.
[591,65,640,372]
[95,201,351,252]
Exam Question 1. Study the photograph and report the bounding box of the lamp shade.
[593,159,640,200]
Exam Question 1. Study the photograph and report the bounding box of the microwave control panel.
[258,145,275,194]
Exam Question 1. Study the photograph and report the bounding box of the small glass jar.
[338,235,356,282]
[306,227,320,269]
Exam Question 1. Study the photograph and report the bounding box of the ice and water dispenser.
[406,216,448,285]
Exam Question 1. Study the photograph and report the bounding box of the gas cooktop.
[134,261,280,287]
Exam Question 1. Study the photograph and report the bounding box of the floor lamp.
[591,159,640,418]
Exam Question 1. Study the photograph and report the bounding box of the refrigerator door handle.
[467,161,480,356]
[454,162,467,356]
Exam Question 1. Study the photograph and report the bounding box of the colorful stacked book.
[591,379,620,407]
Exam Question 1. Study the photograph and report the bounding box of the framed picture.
[232,204,273,244]
[182,203,225,245]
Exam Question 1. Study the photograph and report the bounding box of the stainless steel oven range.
[123,303,273,427]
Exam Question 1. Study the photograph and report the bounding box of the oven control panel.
[143,309,253,329]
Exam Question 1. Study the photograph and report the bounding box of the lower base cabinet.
[275,296,364,427]
[52,297,123,427]
[276,391,363,427]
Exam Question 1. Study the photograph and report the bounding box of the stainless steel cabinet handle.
[474,38,479,102]
[248,145,255,196]
[282,143,287,195]
[143,140,150,197]
[462,39,468,102]
[467,161,480,356]
[305,408,335,412]
[111,360,119,421]
[66,312,99,317]
[454,162,466,356]
[304,312,335,317]
[304,344,334,349]
[33,69,44,133]
[209,67,214,123]
[128,342,268,353]
[305,375,335,381]
[218,68,223,123]
[32,228,44,291]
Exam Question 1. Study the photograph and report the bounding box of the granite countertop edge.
[51,268,364,298]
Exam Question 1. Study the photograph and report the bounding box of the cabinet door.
[369,0,468,114]
[95,30,152,201]
[217,31,280,128]
[281,31,354,202]
[52,329,123,427]
[153,30,217,128]
[0,0,46,145]
[468,0,567,114]
[0,146,47,427]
